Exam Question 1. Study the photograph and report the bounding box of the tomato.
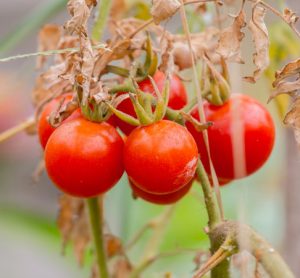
[38,94,73,149]
[115,71,188,135]
[129,179,192,205]
[38,94,116,149]
[45,117,124,198]
[124,120,198,195]
[186,94,275,180]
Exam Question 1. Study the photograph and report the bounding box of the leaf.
[37,24,62,69]
[283,8,299,25]
[284,97,300,146]
[57,194,91,266]
[64,0,91,34]
[273,58,300,87]
[244,5,269,83]
[216,10,246,63]
[151,0,181,24]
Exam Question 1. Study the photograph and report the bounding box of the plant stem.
[92,0,112,41]
[87,197,109,278]
[0,0,67,55]
[196,160,222,230]
[0,118,35,143]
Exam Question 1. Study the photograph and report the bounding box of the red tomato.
[115,71,188,135]
[186,94,275,180]
[38,94,73,149]
[129,179,192,205]
[124,120,198,195]
[45,117,124,198]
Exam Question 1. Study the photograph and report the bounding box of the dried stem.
[0,118,35,144]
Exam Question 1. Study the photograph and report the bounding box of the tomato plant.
[37,94,73,149]
[45,117,124,198]
[114,71,187,135]
[124,120,198,195]
[187,94,275,180]
[129,178,193,205]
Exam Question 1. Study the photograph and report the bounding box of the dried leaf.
[151,0,181,24]
[273,58,300,86]
[159,33,174,73]
[244,5,269,83]
[110,0,126,20]
[105,234,123,258]
[283,97,300,146]
[37,24,62,68]
[57,195,91,266]
[283,8,299,25]
[64,0,91,34]
[111,258,133,278]
[216,10,246,63]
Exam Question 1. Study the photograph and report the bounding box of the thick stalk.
[0,0,67,54]
[87,197,109,278]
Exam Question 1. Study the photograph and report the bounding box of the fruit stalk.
[87,197,109,278]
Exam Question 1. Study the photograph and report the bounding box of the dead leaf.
[283,8,299,25]
[57,195,91,266]
[151,0,181,24]
[110,0,127,20]
[105,234,123,258]
[216,10,246,63]
[64,0,91,34]
[244,5,269,83]
[111,258,133,278]
[283,97,300,146]
[273,58,300,87]
[37,24,62,69]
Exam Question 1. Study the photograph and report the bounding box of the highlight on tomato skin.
[129,178,193,205]
[114,71,188,135]
[124,120,198,195]
[37,93,73,149]
[186,94,275,180]
[44,117,124,198]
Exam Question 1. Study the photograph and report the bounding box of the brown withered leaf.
[37,24,62,69]
[273,58,300,86]
[284,98,300,147]
[151,0,181,24]
[283,8,299,25]
[110,0,126,20]
[85,0,97,7]
[216,10,246,63]
[57,195,91,266]
[244,5,269,83]
[111,258,133,278]
[159,33,174,73]
[105,234,123,258]
[64,0,91,34]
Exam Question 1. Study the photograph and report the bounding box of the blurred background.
[0,0,299,277]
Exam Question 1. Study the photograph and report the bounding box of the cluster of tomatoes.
[39,71,275,205]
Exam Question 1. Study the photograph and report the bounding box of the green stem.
[87,197,109,278]
[0,0,67,55]
[91,0,112,41]
[196,160,222,230]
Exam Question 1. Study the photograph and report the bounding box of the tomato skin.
[186,94,275,180]
[38,94,73,149]
[115,71,188,135]
[124,120,198,195]
[129,179,192,205]
[45,117,124,198]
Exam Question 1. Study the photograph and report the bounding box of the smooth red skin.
[124,120,198,195]
[186,94,275,180]
[38,94,73,149]
[129,179,192,205]
[45,117,124,198]
[114,71,188,135]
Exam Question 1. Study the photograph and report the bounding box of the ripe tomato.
[186,94,275,180]
[129,179,192,205]
[115,71,188,135]
[45,117,124,198]
[38,94,73,149]
[124,120,198,195]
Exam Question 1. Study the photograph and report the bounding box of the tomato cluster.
[40,74,275,204]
